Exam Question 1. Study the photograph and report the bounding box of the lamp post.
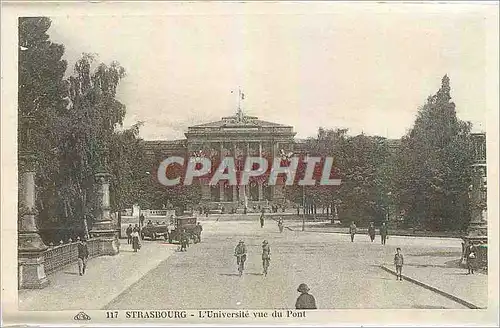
[18,114,49,289]
[301,152,309,232]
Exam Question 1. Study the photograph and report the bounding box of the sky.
[46,3,493,141]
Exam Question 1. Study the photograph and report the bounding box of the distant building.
[144,109,299,210]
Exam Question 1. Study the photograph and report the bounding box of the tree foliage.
[394,75,474,230]
[19,17,147,242]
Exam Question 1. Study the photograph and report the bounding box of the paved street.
[104,218,474,309]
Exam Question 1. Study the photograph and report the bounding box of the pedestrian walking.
[380,222,388,245]
[131,230,141,252]
[234,240,247,275]
[262,240,271,276]
[295,283,317,309]
[278,217,284,233]
[394,247,404,280]
[126,224,133,244]
[368,222,376,242]
[133,223,140,233]
[139,213,145,227]
[76,237,89,276]
[466,243,477,274]
[349,221,357,242]
[195,222,203,243]
[180,229,189,252]
[259,210,265,228]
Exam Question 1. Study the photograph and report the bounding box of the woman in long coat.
[131,230,141,252]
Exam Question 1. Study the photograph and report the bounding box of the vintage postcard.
[1,1,499,326]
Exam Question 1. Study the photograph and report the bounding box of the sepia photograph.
[1,1,499,326]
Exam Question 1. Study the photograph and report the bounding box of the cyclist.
[234,240,247,276]
[262,240,271,276]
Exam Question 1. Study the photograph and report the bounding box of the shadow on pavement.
[219,273,242,277]
[408,251,461,257]
[405,259,461,269]
[63,271,79,276]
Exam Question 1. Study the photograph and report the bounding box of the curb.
[379,265,482,309]
[288,228,462,241]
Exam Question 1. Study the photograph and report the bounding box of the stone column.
[219,184,225,202]
[90,173,119,256]
[201,183,211,201]
[18,152,49,289]
[461,163,488,266]
[258,183,263,201]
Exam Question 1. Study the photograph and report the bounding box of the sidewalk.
[18,240,178,311]
[286,221,463,238]
[381,249,488,309]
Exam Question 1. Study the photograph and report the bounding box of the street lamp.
[301,152,309,232]
[302,184,306,231]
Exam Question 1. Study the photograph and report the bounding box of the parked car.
[141,222,169,241]
[168,217,197,243]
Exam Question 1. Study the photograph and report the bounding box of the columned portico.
[185,109,296,211]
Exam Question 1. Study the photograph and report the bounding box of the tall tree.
[18,17,67,232]
[56,54,127,235]
[394,75,473,230]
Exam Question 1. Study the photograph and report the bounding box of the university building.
[144,109,306,210]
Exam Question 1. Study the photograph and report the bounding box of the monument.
[461,132,487,268]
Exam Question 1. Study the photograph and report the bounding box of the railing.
[43,239,102,275]
[149,209,168,216]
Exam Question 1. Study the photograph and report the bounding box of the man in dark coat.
[195,223,203,243]
[126,224,133,244]
[380,222,388,245]
[368,222,376,242]
[259,211,265,228]
[295,283,317,309]
[77,237,89,276]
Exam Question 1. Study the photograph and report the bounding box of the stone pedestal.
[461,163,487,267]
[90,173,119,256]
[18,153,49,289]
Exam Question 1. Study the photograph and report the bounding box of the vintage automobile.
[141,222,169,241]
[168,216,198,244]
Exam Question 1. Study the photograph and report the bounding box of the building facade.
[144,110,305,211]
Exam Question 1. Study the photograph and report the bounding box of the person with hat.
[76,236,89,276]
[234,240,247,275]
[126,224,133,244]
[262,240,271,276]
[295,283,317,309]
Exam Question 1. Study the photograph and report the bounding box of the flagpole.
[238,87,241,113]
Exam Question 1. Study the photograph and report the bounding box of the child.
[394,248,404,280]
